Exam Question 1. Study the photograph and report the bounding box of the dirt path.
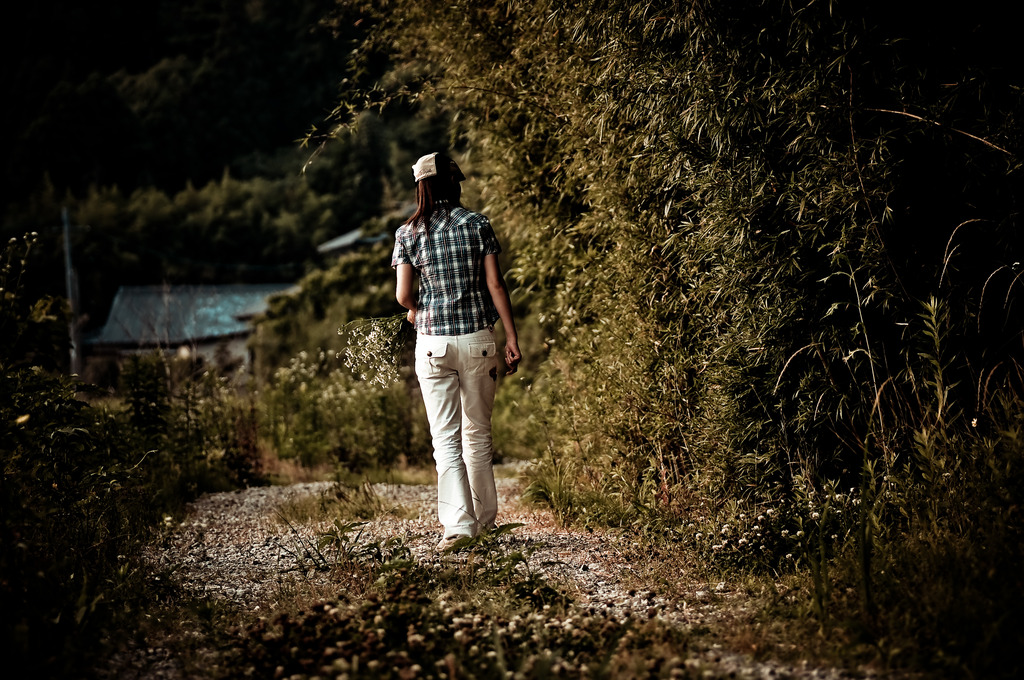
[105,463,875,679]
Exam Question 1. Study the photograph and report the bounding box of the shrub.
[259,348,430,469]
[1,235,245,676]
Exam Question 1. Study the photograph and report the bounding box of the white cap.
[412,152,465,183]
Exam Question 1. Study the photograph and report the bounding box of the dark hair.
[409,153,463,231]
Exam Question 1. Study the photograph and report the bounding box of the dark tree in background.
[0,0,412,337]
[1,0,363,200]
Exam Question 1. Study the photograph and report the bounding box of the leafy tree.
[2,0,369,201]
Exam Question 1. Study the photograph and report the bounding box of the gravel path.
[107,462,880,680]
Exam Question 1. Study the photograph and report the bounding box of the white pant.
[415,327,498,538]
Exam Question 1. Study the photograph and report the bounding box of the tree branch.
[868,108,1014,157]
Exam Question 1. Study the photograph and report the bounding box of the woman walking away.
[392,152,522,551]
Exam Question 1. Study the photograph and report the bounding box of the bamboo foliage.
[342,0,1024,506]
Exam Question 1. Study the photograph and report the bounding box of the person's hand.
[406,308,416,325]
[504,340,522,375]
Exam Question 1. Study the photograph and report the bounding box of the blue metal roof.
[87,283,295,347]
[316,228,388,255]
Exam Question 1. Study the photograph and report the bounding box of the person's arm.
[484,253,522,374]
[395,263,417,325]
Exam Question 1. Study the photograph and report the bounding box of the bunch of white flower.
[338,313,411,387]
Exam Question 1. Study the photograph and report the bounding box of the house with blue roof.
[86,283,295,370]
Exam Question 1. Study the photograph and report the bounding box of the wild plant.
[174,370,264,487]
[121,352,171,450]
[260,348,429,469]
[521,454,581,526]
[248,243,398,379]
[279,516,412,576]
[1,232,66,372]
[306,0,1023,673]
[328,478,394,519]
[750,289,1024,672]
[421,524,567,608]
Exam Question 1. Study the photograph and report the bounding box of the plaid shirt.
[392,204,503,336]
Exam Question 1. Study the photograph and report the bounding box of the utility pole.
[62,207,82,375]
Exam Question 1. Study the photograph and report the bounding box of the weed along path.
[106,463,879,680]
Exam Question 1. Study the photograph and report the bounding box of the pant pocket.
[415,336,450,377]
[467,341,497,375]
[468,341,496,359]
